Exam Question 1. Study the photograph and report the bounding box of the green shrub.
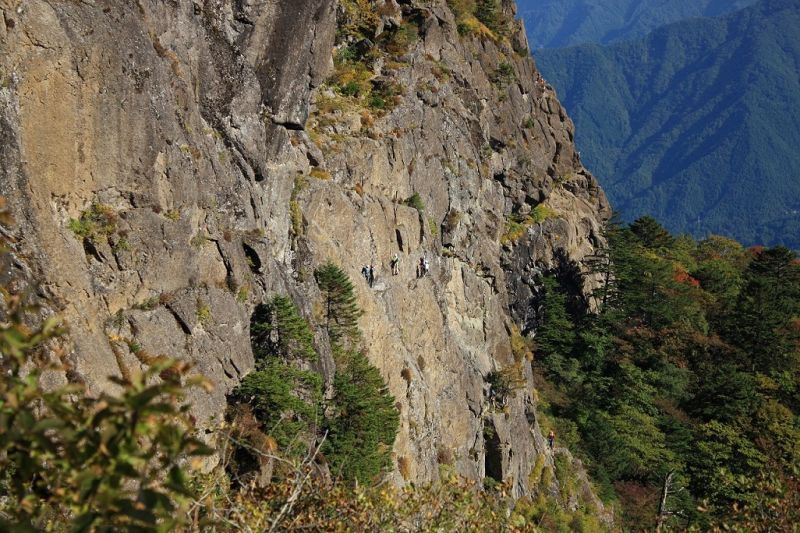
[337,0,381,40]
[500,218,528,244]
[196,301,211,323]
[500,204,558,244]
[0,287,211,531]
[231,362,322,458]
[428,216,439,236]
[531,204,557,224]
[236,285,249,303]
[492,62,515,87]
[404,192,425,213]
[486,363,526,404]
[290,174,306,239]
[474,0,510,36]
[382,21,419,57]
[68,203,117,240]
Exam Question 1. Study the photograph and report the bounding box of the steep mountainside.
[0,0,609,514]
[517,0,757,48]
[535,0,800,248]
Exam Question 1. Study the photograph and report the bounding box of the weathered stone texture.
[0,0,608,519]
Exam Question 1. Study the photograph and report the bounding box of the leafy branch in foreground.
[0,281,213,531]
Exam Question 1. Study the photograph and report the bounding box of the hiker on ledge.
[391,253,400,276]
[417,256,429,278]
[548,430,555,451]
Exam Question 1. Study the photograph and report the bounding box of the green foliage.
[325,350,399,483]
[196,465,571,531]
[290,174,305,240]
[230,296,322,458]
[236,285,249,303]
[251,296,319,364]
[229,275,397,486]
[314,262,363,355]
[534,276,578,383]
[0,288,211,531]
[336,0,381,41]
[534,0,800,248]
[196,301,211,323]
[473,0,511,36]
[725,246,800,375]
[532,215,800,529]
[68,203,117,241]
[403,192,425,213]
[486,363,527,404]
[313,263,399,483]
[492,61,515,88]
[232,362,322,458]
[500,205,557,244]
[447,0,511,40]
[428,216,439,236]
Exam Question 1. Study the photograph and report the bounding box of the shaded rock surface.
[0,0,609,520]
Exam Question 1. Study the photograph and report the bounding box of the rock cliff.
[0,0,609,515]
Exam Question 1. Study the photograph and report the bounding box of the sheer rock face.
[0,0,608,512]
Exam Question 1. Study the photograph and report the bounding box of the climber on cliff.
[417,256,427,278]
[548,430,555,451]
[361,264,369,282]
[390,253,400,276]
[369,264,376,288]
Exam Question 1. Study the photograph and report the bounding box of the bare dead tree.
[656,470,686,530]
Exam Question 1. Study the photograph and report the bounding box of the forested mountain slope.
[535,0,800,248]
[517,0,757,48]
[536,216,800,529]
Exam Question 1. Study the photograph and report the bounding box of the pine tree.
[630,216,675,250]
[536,276,578,385]
[251,295,318,365]
[313,262,399,484]
[230,296,323,459]
[325,350,399,484]
[315,262,363,356]
[727,247,800,375]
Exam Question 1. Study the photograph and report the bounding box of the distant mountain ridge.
[533,0,800,248]
[517,0,757,48]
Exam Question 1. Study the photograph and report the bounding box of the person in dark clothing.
[369,264,375,288]
[361,265,369,281]
[548,430,555,451]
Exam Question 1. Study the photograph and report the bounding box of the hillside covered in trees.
[535,216,800,529]
[516,0,757,48]
[533,0,800,248]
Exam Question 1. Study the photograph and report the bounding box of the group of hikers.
[360,253,430,288]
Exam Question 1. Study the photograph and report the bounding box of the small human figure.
[361,264,369,281]
[391,253,400,276]
[547,430,555,451]
[417,257,425,278]
[368,264,375,288]
[423,257,430,276]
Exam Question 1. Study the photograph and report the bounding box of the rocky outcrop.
[0,0,609,519]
